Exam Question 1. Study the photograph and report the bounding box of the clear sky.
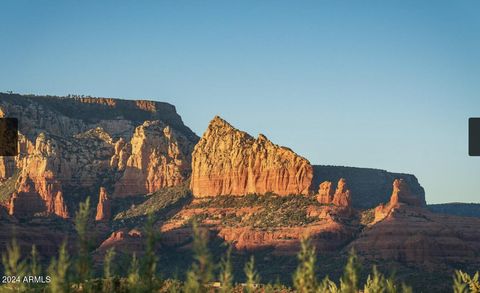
[1,1,479,204]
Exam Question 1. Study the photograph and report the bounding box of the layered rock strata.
[0,93,198,218]
[350,179,480,266]
[190,116,313,197]
[113,121,194,197]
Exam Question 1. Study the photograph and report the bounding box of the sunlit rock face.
[316,178,351,208]
[112,121,195,197]
[0,93,198,218]
[190,116,313,197]
[95,187,111,221]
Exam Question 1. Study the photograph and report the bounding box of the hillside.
[0,93,479,292]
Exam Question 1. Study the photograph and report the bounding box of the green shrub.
[244,256,260,293]
[293,237,317,293]
[184,221,214,293]
[453,270,480,293]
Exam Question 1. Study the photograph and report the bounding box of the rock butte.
[350,179,480,266]
[190,116,313,197]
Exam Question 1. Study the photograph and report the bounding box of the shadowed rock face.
[312,165,425,209]
[190,116,313,197]
[0,93,199,218]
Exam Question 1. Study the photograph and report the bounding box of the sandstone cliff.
[113,121,194,197]
[0,93,198,218]
[190,116,313,197]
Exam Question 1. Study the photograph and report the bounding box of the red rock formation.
[135,100,157,112]
[190,116,313,197]
[53,191,69,218]
[95,187,111,221]
[110,138,130,171]
[389,178,423,207]
[312,165,426,209]
[350,179,480,266]
[374,179,422,223]
[113,121,194,197]
[216,222,353,255]
[332,178,351,207]
[94,228,149,262]
[316,181,334,204]
[316,178,351,208]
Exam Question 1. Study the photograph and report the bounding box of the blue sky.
[1,1,479,204]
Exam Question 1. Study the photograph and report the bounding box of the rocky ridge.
[0,93,198,218]
[190,116,313,197]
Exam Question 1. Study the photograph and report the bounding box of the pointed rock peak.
[374,178,424,223]
[191,116,313,197]
[336,178,347,192]
[333,178,351,208]
[209,115,234,129]
[390,179,422,207]
[204,116,252,140]
[54,191,69,219]
[316,181,335,204]
[257,133,268,141]
[96,187,112,221]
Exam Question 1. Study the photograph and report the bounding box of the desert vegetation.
[0,198,479,293]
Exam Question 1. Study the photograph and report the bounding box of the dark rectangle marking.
[469,118,480,156]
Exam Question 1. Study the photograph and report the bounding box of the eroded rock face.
[316,178,351,208]
[190,116,313,197]
[0,93,199,218]
[113,121,194,197]
[350,179,480,266]
[312,165,425,209]
[389,178,423,207]
[332,178,351,208]
[374,179,423,223]
[316,181,334,204]
[95,187,111,221]
[159,198,359,255]
[93,228,149,262]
